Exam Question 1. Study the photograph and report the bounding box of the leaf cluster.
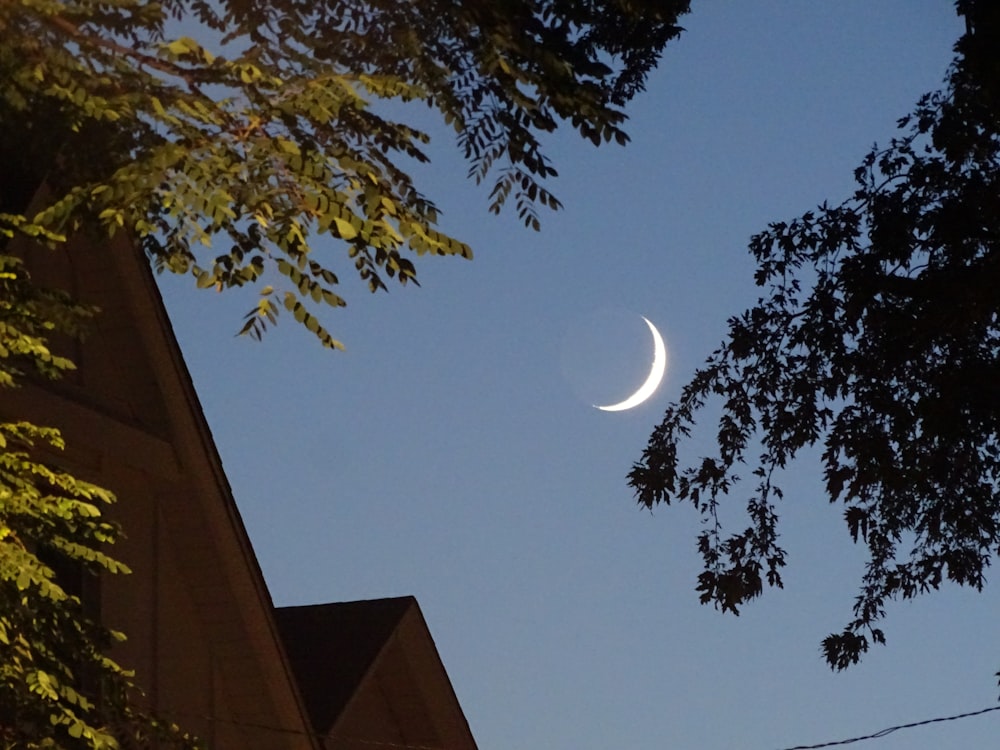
[0,254,95,387]
[629,2,1000,671]
[0,258,198,749]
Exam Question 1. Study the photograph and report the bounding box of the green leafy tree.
[2,0,690,347]
[629,0,1000,672]
[0,255,197,749]
[1,0,690,745]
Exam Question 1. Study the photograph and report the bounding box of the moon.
[594,317,667,412]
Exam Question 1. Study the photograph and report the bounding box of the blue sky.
[159,3,1000,749]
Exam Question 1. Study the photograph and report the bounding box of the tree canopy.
[629,0,1000,672]
[1,0,689,347]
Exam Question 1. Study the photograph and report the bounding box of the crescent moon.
[594,317,667,412]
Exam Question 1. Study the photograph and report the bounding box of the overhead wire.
[777,703,1000,749]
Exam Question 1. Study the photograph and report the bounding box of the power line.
[778,704,1000,750]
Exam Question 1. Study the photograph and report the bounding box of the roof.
[275,597,414,735]
[275,597,479,750]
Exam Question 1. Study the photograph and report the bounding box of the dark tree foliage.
[629,0,1000,671]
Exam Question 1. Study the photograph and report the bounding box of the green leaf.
[276,138,301,156]
[333,217,358,240]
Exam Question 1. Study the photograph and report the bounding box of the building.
[2,207,478,750]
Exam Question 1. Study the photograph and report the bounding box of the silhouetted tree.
[629,0,1000,671]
